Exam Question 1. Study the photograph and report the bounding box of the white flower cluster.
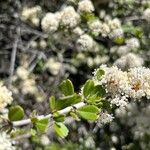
[30,39,47,49]
[94,65,150,108]
[40,135,50,146]
[45,58,62,75]
[75,53,109,67]
[111,37,140,57]
[143,8,150,22]
[41,6,80,32]
[0,132,15,150]
[116,46,130,56]
[21,78,37,95]
[41,13,60,32]
[116,103,150,144]
[114,0,134,4]
[73,27,84,36]
[126,38,140,50]
[41,0,96,32]
[76,34,94,51]
[78,0,95,13]
[16,67,37,95]
[114,53,144,70]
[127,67,150,99]
[98,112,114,125]
[88,19,102,36]
[16,67,44,102]
[0,83,13,110]
[60,6,80,28]
[21,6,42,26]
[100,18,123,37]
[16,66,29,80]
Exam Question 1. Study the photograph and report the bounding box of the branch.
[9,28,20,83]
[12,102,85,127]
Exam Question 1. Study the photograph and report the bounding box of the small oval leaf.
[54,122,69,138]
[83,80,94,98]
[77,105,100,121]
[59,79,74,96]
[49,96,56,111]
[8,105,24,121]
[35,118,49,133]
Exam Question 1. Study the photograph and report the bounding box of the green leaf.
[77,105,100,121]
[30,128,36,136]
[35,118,49,133]
[49,96,56,111]
[53,113,65,122]
[54,122,69,138]
[91,85,106,97]
[86,94,101,104]
[114,36,125,45]
[83,80,94,98]
[59,79,74,96]
[95,68,105,80]
[56,94,81,110]
[98,99,111,110]
[8,105,24,121]
[70,112,80,121]
[134,27,143,38]
[83,80,106,101]
[81,12,97,22]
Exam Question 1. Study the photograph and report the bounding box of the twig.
[124,16,144,22]
[12,102,85,127]
[9,28,20,83]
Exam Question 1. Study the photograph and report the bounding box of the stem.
[12,102,85,127]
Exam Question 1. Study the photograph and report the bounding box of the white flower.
[111,95,128,107]
[45,58,62,75]
[114,53,144,70]
[104,15,112,23]
[41,135,50,146]
[31,17,40,26]
[117,46,130,56]
[127,67,150,99]
[110,148,116,150]
[94,65,150,107]
[143,8,150,22]
[41,13,60,32]
[22,79,37,95]
[78,0,95,13]
[76,34,94,51]
[60,6,80,28]
[87,57,94,67]
[0,83,13,110]
[21,6,41,20]
[39,40,47,49]
[30,41,38,49]
[73,27,84,36]
[100,23,110,37]
[99,10,106,19]
[116,103,150,141]
[21,6,41,26]
[16,67,29,80]
[98,65,129,96]
[109,28,124,39]
[99,112,114,125]
[85,136,95,148]
[108,18,121,30]
[88,19,102,36]
[0,132,15,150]
[126,38,140,50]
[111,135,118,144]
